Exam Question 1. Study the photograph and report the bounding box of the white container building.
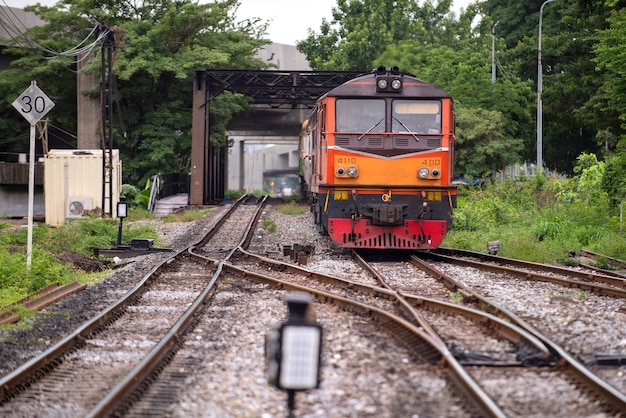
[44,149,122,226]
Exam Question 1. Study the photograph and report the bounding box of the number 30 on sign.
[12,81,55,125]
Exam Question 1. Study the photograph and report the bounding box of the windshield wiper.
[357,117,385,141]
[392,116,420,142]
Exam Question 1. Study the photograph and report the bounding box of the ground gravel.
[1,202,625,417]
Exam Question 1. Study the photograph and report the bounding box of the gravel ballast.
[0,203,625,417]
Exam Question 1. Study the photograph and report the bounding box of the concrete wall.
[225,41,311,193]
[0,185,45,218]
[256,43,311,71]
[227,139,300,192]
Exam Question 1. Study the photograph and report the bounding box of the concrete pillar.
[77,50,101,149]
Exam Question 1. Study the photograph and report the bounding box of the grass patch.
[162,208,213,223]
[0,209,158,307]
[443,177,624,264]
[125,207,154,221]
[275,201,308,215]
[262,219,277,233]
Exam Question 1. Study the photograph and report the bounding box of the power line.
[0,3,110,64]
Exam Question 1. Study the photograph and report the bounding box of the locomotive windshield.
[336,99,385,132]
[336,98,442,134]
[392,100,441,134]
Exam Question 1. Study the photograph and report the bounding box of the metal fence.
[494,162,566,181]
[147,172,190,211]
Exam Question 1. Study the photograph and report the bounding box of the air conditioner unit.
[66,197,93,218]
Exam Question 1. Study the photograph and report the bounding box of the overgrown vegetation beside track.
[444,173,625,265]
[0,212,159,308]
[1,186,622,324]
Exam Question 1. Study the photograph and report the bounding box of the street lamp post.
[492,21,499,83]
[537,0,556,174]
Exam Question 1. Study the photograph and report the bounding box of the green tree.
[602,151,626,212]
[297,0,455,71]
[483,0,613,173]
[0,0,269,185]
[454,106,523,177]
[574,152,607,205]
[593,2,626,147]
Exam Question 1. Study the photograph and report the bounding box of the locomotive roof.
[322,71,451,99]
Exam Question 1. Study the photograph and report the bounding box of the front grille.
[368,137,383,148]
[334,134,443,156]
[395,137,409,147]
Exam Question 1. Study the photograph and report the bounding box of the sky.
[236,0,474,44]
[3,0,474,45]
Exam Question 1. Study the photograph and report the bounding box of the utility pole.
[492,21,499,83]
[99,26,125,218]
[537,0,556,174]
[101,26,114,218]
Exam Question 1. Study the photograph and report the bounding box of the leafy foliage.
[602,151,626,211]
[0,0,270,186]
[445,172,623,263]
[593,3,626,147]
[0,213,158,305]
[297,0,456,71]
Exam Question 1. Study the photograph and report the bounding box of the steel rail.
[351,249,441,339]
[434,247,626,289]
[0,282,87,325]
[352,250,551,364]
[220,260,507,418]
[577,249,626,278]
[411,253,626,413]
[87,195,268,417]
[0,195,249,406]
[579,249,626,269]
[232,247,551,358]
[425,251,626,298]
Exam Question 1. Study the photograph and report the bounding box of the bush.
[121,184,141,205]
[602,152,626,212]
[0,216,159,306]
[444,174,623,263]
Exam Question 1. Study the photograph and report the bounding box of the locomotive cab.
[301,67,457,250]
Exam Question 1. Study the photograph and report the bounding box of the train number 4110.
[422,159,441,166]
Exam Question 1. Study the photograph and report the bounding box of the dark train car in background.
[263,169,301,198]
[300,66,457,250]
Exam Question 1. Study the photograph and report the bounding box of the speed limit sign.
[12,81,55,125]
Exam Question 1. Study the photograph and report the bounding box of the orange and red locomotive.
[301,66,457,250]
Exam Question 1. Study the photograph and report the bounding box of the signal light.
[376,75,403,92]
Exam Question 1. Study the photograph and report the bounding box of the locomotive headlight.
[336,167,345,176]
[390,78,402,91]
[431,169,440,178]
[376,78,388,90]
[347,166,358,178]
[418,167,430,179]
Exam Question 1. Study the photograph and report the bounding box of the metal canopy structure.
[190,70,363,205]
[201,70,364,109]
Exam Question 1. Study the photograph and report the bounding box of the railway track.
[413,248,626,414]
[0,195,267,417]
[0,282,87,325]
[1,203,625,416]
